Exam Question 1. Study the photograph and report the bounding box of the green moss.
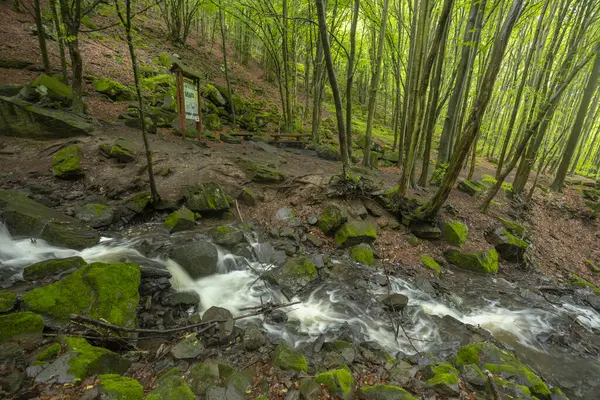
[146,373,195,399]
[314,368,354,398]
[442,220,468,247]
[584,258,600,274]
[458,180,486,196]
[34,342,62,365]
[23,263,140,327]
[420,254,441,276]
[187,363,217,395]
[569,273,600,294]
[502,229,529,248]
[32,74,73,102]
[350,245,375,265]
[0,312,44,342]
[485,363,551,396]
[80,15,97,30]
[455,344,481,366]
[497,217,526,235]
[53,145,83,179]
[358,384,418,400]
[123,192,152,214]
[273,344,307,372]
[23,256,87,281]
[318,205,347,234]
[334,221,377,247]
[432,363,459,376]
[427,372,458,386]
[157,52,171,68]
[0,292,17,312]
[181,182,230,213]
[493,377,532,396]
[99,374,144,400]
[93,78,133,101]
[444,248,499,274]
[64,337,131,382]
[164,208,195,233]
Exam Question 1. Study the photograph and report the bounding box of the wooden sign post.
[170,61,203,140]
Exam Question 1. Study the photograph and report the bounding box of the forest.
[0,0,599,399]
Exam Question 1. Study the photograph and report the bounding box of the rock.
[202,306,234,337]
[110,137,137,162]
[187,363,218,396]
[98,374,144,400]
[170,334,204,360]
[243,325,266,351]
[33,337,131,384]
[322,341,355,364]
[204,114,222,131]
[92,77,133,101]
[318,204,348,235]
[358,385,418,400]
[486,227,529,263]
[164,208,196,233]
[264,256,318,297]
[237,187,257,206]
[0,84,24,97]
[387,361,416,386]
[0,312,44,342]
[459,363,486,387]
[381,294,408,311]
[0,190,100,250]
[226,369,255,399]
[181,182,230,213]
[265,309,288,324]
[497,217,526,235]
[203,84,226,107]
[161,289,200,308]
[169,241,218,279]
[220,133,241,144]
[274,207,295,221]
[206,387,226,400]
[410,221,441,239]
[334,221,377,247]
[314,368,353,399]
[23,256,87,281]
[208,225,244,246]
[121,191,152,215]
[0,292,17,312]
[273,344,307,372]
[444,248,499,274]
[235,157,286,183]
[0,96,93,139]
[316,144,341,161]
[53,145,84,179]
[350,244,375,265]
[0,367,24,394]
[76,203,114,228]
[306,233,323,247]
[441,220,468,247]
[299,378,321,400]
[569,273,600,294]
[23,262,140,327]
[145,369,195,400]
[458,179,486,196]
[426,364,460,396]
[31,74,73,105]
[420,254,441,276]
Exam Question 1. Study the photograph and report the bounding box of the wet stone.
[381,293,409,311]
[170,334,204,360]
[243,325,266,351]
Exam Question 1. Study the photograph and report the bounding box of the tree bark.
[345,0,360,163]
[34,0,51,74]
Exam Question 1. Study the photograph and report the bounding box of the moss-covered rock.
[316,144,341,161]
[0,292,17,313]
[497,217,526,236]
[93,78,134,101]
[427,364,459,396]
[203,84,227,107]
[23,262,140,327]
[0,190,100,250]
[169,241,218,279]
[145,368,195,399]
[204,114,222,131]
[122,191,152,215]
[164,208,195,233]
[186,363,218,396]
[318,204,348,235]
[31,74,73,105]
[444,248,499,274]
[350,244,375,265]
[315,368,354,399]
[486,227,529,263]
[76,203,114,228]
[420,254,441,276]
[235,157,286,183]
[53,145,84,179]
[110,137,137,162]
[358,384,418,400]
[209,225,245,246]
[441,220,468,247]
[23,256,87,281]
[98,374,144,400]
[33,342,62,365]
[273,344,307,372]
[0,312,44,342]
[334,221,377,247]
[458,179,486,196]
[265,256,318,297]
[181,182,230,213]
[569,273,600,294]
[237,187,258,206]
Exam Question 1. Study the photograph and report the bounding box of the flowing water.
[1,223,599,398]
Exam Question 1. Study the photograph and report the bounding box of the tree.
[345,0,360,162]
[33,0,50,74]
[219,1,236,127]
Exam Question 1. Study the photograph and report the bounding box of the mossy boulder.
[121,191,152,215]
[34,342,62,364]
[169,241,218,279]
[316,144,341,161]
[76,203,114,228]
[110,137,137,162]
[23,262,140,327]
[441,220,468,247]
[497,217,526,236]
[203,84,226,107]
[569,273,600,294]
[93,78,134,101]
[350,244,375,265]
[164,208,195,233]
[204,114,222,131]
[0,292,17,313]
[186,363,218,396]
[181,182,230,213]
[420,254,441,276]
[315,368,354,399]
[426,364,459,396]
[318,204,348,235]
[31,74,73,105]
[145,370,194,399]
[410,221,441,239]
[273,344,307,372]
[0,190,100,250]
[334,221,377,247]
[0,312,44,342]
[237,187,258,206]
[458,179,486,196]
[235,157,286,183]
[98,374,144,400]
[264,256,318,297]
[486,227,529,263]
[23,256,87,281]
[53,145,84,179]
[209,225,245,246]
[444,248,499,274]
[0,96,93,139]
[358,384,418,400]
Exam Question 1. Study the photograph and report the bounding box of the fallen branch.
[70,314,223,335]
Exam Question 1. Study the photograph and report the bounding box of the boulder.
[23,256,87,281]
[164,208,196,233]
[314,368,354,399]
[457,180,486,196]
[318,204,348,235]
[204,114,222,131]
[170,334,204,360]
[187,363,219,396]
[53,145,84,179]
[237,187,257,206]
[497,217,526,236]
[208,225,244,246]
[426,364,460,396]
[0,190,100,250]
[264,256,318,297]
[273,344,307,372]
[316,145,341,161]
[0,96,93,139]
[143,368,195,400]
[23,262,140,327]
[0,292,17,313]
[97,374,144,400]
[202,306,234,338]
[486,227,529,263]
[169,241,219,279]
[235,157,286,183]
[358,385,418,400]
[410,221,441,239]
[76,203,114,228]
[109,137,137,162]
[0,84,24,97]
[420,254,441,276]
[92,77,134,101]
[181,182,230,213]
[203,84,226,107]
[444,249,499,274]
[381,293,408,311]
[334,221,377,247]
[350,244,375,265]
[441,220,468,247]
[243,325,266,351]
[31,74,73,105]
[0,312,44,342]
[121,191,152,215]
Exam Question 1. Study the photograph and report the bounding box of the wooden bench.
[229,132,254,138]
[270,133,310,146]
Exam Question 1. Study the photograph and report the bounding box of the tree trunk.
[219,5,236,127]
[34,0,51,74]
[345,0,360,163]
[51,0,68,83]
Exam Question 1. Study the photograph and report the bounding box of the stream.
[1,223,599,399]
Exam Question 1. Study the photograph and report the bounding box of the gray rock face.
[170,334,205,360]
[410,221,441,239]
[243,325,266,351]
[264,256,318,298]
[170,241,219,279]
[486,227,529,263]
[209,225,245,247]
[161,289,200,309]
[76,203,114,228]
[202,306,234,338]
[381,293,409,311]
[181,182,230,213]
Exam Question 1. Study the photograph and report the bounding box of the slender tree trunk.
[569,89,600,175]
[311,31,324,142]
[345,0,360,163]
[219,5,235,127]
[282,0,293,131]
[51,0,68,83]
[34,0,51,74]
